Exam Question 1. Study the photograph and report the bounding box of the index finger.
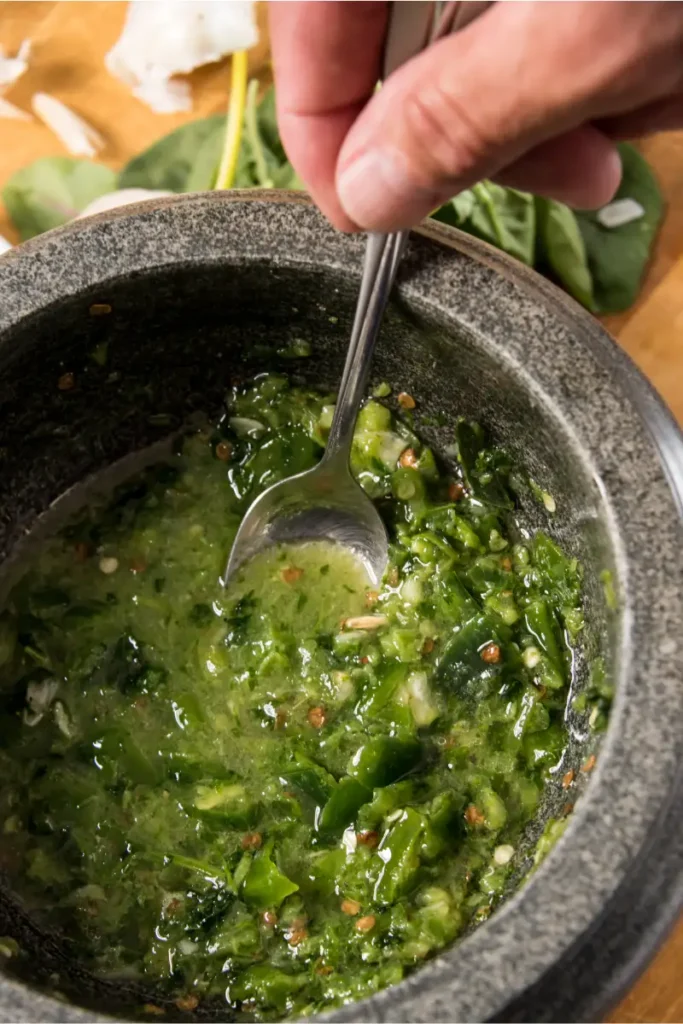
[269,1,389,229]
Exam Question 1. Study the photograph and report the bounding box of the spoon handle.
[323,230,406,463]
[324,1,493,466]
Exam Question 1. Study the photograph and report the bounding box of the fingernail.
[337,148,447,231]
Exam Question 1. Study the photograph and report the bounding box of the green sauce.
[0,374,584,1019]
[231,542,372,639]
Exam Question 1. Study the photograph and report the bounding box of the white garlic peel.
[105,0,258,114]
[32,93,104,157]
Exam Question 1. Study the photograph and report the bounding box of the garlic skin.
[0,39,31,120]
[32,93,105,158]
[0,40,30,92]
[0,97,30,121]
[105,0,258,114]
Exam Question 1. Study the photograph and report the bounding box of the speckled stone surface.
[0,192,681,1024]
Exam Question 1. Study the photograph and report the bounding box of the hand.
[270,1,683,231]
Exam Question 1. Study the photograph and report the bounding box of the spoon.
[223,0,493,586]
[224,230,405,585]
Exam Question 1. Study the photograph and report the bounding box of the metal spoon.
[224,230,405,585]
[223,0,493,586]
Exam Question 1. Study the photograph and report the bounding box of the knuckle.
[400,81,499,186]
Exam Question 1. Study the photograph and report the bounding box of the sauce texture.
[0,374,583,1019]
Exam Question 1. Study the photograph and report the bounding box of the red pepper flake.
[307,706,326,729]
[465,804,485,826]
[341,898,361,916]
[57,372,75,391]
[164,897,182,917]
[562,770,574,789]
[581,754,597,773]
[356,830,379,848]
[287,926,307,946]
[215,440,233,462]
[397,392,416,410]
[174,995,198,1012]
[421,637,435,656]
[448,481,465,502]
[280,565,303,584]
[89,302,112,316]
[241,832,262,851]
[399,447,418,468]
[355,915,376,933]
[360,655,370,665]
[562,802,575,817]
[480,642,501,664]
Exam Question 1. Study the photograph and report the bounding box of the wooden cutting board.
[0,4,683,1021]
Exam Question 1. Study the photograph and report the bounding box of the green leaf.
[373,808,425,904]
[433,183,536,265]
[255,86,286,164]
[432,189,475,227]
[347,736,422,789]
[240,83,303,190]
[455,420,513,510]
[241,851,299,909]
[575,143,664,313]
[319,777,371,834]
[119,115,225,192]
[536,197,595,310]
[3,158,117,241]
[429,143,660,313]
[118,85,302,197]
[470,183,536,265]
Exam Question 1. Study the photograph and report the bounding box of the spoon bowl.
[223,449,388,584]
[223,232,405,586]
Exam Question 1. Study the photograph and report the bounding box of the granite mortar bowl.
[0,192,681,1024]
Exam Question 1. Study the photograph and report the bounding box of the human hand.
[270,1,683,231]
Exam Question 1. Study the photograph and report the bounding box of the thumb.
[335,2,622,231]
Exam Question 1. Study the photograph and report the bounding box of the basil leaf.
[575,143,664,313]
[536,197,595,311]
[431,188,476,226]
[239,84,303,190]
[254,86,287,166]
[469,183,536,266]
[433,183,536,266]
[3,158,116,241]
[119,115,224,192]
[118,86,301,196]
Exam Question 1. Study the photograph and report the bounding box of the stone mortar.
[0,192,680,1024]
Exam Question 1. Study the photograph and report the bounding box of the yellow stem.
[214,50,249,190]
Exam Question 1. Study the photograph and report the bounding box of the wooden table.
[1,4,682,1020]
